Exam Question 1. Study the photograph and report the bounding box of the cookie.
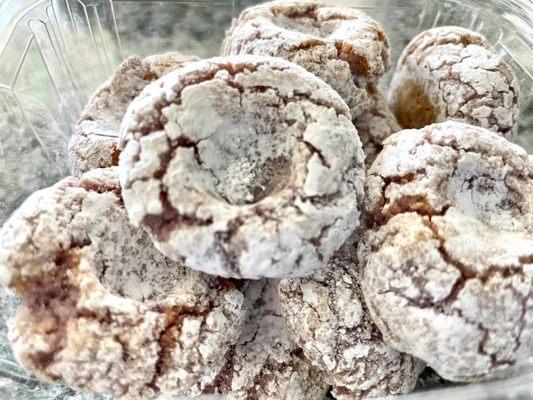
[360,121,532,381]
[222,0,391,118]
[206,280,329,400]
[119,55,365,279]
[354,84,401,167]
[0,168,246,399]
[388,26,519,138]
[279,236,424,399]
[363,121,531,232]
[70,53,198,176]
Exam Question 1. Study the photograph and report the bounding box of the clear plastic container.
[0,0,531,399]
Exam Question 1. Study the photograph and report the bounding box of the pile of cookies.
[0,1,531,400]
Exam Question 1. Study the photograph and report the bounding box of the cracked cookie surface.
[354,84,401,167]
[279,236,424,399]
[119,55,365,279]
[0,168,246,399]
[388,26,519,138]
[205,279,329,400]
[222,0,391,119]
[70,53,198,176]
[360,121,532,381]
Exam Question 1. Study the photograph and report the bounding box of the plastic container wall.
[0,0,236,224]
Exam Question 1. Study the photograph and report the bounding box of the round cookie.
[70,53,198,176]
[279,236,424,399]
[388,26,519,138]
[205,279,329,400]
[0,168,246,399]
[354,84,401,167]
[363,121,532,233]
[222,0,391,118]
[360,121,533,381]
[118,55,365,279]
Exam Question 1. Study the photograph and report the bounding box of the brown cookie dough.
[279,236,424,399]
[354,84,401,167]
[0,168,246,399]
[119,55,365,279]
[222,0,391,118]
[360,121,533,381]
[70,53,198,176]
[205,280,329,400]
[388,26,519,138]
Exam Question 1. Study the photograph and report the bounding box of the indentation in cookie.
[391,80,438,129]
[118,55,365,279]
[388,27,519,138]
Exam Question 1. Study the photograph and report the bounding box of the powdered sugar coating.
[388,26,519,138]
[361,121,532,381]
[0,168,246,399]
[362,211,532,382]
[364,121,531,233]
[69,133,121,177]
[206,280,329,400]
[119,55,365,279]
[354,84,401,167]
[222,0,391,119]
[279,237,424,399]
[70,53,198,176]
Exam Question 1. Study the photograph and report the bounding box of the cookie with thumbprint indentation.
[118,55,365,279]
[70,53,198,176]
[388,26,519,138]
[222,0,391,119]
[0,168,246,400]
[360,121,532,381]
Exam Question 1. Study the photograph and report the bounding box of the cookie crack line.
[70,53,199,176]
[362,121,531,381]
[376,211,528,305]
[367,135,529,227]
[119,56,364,279]
[203,280,329,399]
[429,216,526,304]
[430,66,516,136]
[391,27,518,136]
[129,68,349,193]
[305,217,342,262]
[281,38,377,78]
[405,31,486,57]
[371,211,529,372]
[145,305,210,392]
[0,169,248,399]
[278,238,424,399]
[225,0,391,79]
